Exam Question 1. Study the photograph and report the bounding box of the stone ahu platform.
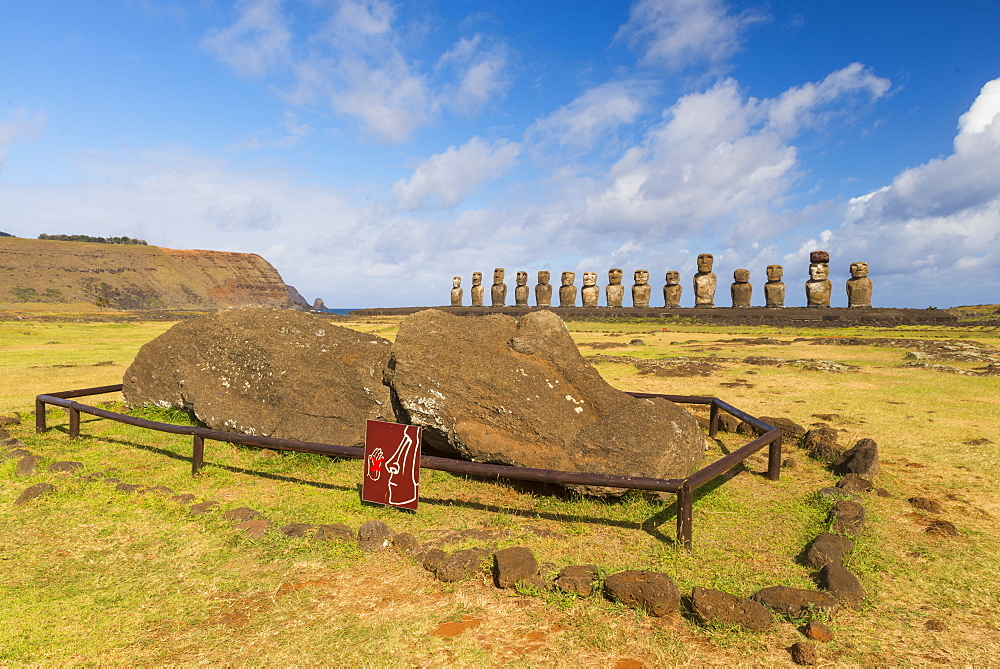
[348,306,957,327]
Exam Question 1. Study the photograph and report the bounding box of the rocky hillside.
[0,236,307,310]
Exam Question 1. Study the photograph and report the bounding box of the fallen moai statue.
[123,307,704,495]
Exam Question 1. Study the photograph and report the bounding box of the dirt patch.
[429,615,484,638]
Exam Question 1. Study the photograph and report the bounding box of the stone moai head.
[472,272,482,286]
[561,271,575,286]
[697,254,714,273]
[537,270,550,285]
[583,271,597,287]
[608,268,623,285]
[493,267,505,284]
[734,269,750,283]
[766,265,783,281]
[665,271,680,286]
[850,262,869,278]
[452,276,461,288]
[809,263,829,281]
[634,269,649,285]
[516,271,528,286]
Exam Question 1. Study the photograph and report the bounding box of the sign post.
[362,420,422,510]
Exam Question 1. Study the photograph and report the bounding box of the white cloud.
[765,63,891,136]
[0,108,47,170]
[527,80,650,151]
[831,78,1000,303]
[203,0,510,143]
[391,136,520,210]
[614,0,759,70]
[200,0,291,77]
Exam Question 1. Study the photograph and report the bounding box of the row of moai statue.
[450,252,872,309]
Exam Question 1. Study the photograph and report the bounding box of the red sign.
[362,420,422,510]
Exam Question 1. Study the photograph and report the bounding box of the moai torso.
[693,253,717,307]
[632,269,651,307]
[535,271,553,307]
[491,268,507,307]
[514,271,529,306]
[764,265,785,308]
[471,272,484,307]
[846,262,873,308]
[731,269,752,307]
[559,271,577,307]
[581,272,599,307]
[606,268,624,307]
[450,276,463,307]
[663,271,682,308]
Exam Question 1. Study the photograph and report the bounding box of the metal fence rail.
[35,385,781,548]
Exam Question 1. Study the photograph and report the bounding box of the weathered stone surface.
[832,438,880,477]
[803,427,840,462]
[604,570,680,617]
[387,309,703,495]
[235,518,271,538]
[170,493,196,504]
[493,546,539,589]
[392,532,419,554]
[926,519,959,537]
[0,426,8,439]
[138,485,173,496]
[555,564,598,597]
[908,496,943,513]
[758,416,806,445]
[14,482,56,505]
[115,482,144,493]
[717,413,740,433]
[837,473,873,494]
[752,586,840,619]
[16,455,42,476]
[422,548,448,573]
[790,641,818,665]
[190,500,220,515]
[803,619,834,642]
[689,587,773,631]
[3,448,32,461]
[829,500,865,537]
[803,533,854,569]
[433,548,491,582]
[819,562,866,606]
[223,507,262,522]
[0,414,20,426]
[122,307,395,448]
[316,523,354,542]
[814,487,862,503]
[358,520,395,552]
[47,461,84,473]
[279,523,315,538]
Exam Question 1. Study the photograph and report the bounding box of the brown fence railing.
[35,385,781,548]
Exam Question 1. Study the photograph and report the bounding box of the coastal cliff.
[0,236,307,310]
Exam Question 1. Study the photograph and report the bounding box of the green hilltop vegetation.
[37,233,148,245]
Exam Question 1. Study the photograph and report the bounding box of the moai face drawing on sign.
[663,270,682,308]
[450,276,463,307]
[535,270,553,307]
[581,271,599,306]
[514,271,529,306]
[606,268,625,307]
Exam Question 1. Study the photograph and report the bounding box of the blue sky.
[2,0,999,308]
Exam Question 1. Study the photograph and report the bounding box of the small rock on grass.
[3,448,32,461]
[555,565,599,597]
[358,520,394,552]
[48,461,84,473]
[802,619,834,642]
[138,485,173,496]
[16,455,42,476]
[689,587,773,632]
[925,520,959,537]
[434,548,492,583]
[752,586,840,619]
[0,414,20,426]
[604,570,680,617]
[832,438,880,477]
[836,473,873,493]
[803,533,854,569]
[169,493,196,504]
[115,483,144,494]
[279,523,315,538]
[223,507,262,522]
[829,500,865,537]
[818,563,866,607]
[790,641,818,665]
[316,523,354,542]
[908,496,944,513]
[189,500,220,515]
[494,546,539,589]
[393,532,419,554]
[235,519,271,538]
[14,483,56,505]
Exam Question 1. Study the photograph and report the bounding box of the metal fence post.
[192,434,204,475]
[709,403,719,438]
[767,434,782,481]
[35,399,46,433]
[68,407,80,438]
[676,482,694,549]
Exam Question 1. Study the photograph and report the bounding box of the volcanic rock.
[122,307,395,448]
[357,520,394,552]
[752,586,840,619]
[555,565,599,597]
[689,587,773,631]
[14,483,56,505]
[829,500,865,537]
[832,438,880,477]
[603,570,680,617]
[818,562,866,606]
[386,309,703,495]
[803,533,854,569]
[493,546,540,589]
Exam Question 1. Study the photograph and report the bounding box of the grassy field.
[1,309,998,665]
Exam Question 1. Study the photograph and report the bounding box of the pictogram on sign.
[362,420,422,510]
